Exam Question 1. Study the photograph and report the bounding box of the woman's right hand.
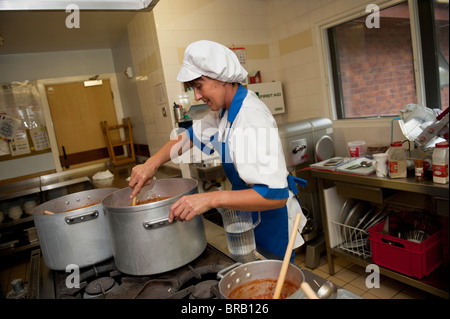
[128,132,190,199]
[128,162,157,198]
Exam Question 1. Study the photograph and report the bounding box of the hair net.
[177,40,248,83]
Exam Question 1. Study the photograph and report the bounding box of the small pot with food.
[217,260,305,299]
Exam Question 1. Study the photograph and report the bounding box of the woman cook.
[129,40,307,260]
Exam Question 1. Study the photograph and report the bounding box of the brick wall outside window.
[336,18,417,118]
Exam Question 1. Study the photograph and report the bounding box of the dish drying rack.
[330,221,371,259]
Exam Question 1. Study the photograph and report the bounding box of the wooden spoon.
[132,196,137,206]
[44,210,55,215]
[273,213,319,299]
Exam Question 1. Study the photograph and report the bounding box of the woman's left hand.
[168,193,213,223]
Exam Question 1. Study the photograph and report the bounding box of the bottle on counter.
[414,159,424,182]
[387,141,407,178]
[432,141,449,184]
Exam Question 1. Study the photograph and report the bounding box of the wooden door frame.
[37,73,125,172]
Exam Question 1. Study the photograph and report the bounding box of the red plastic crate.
[368,221,443,279]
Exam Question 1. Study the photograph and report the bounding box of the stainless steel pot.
[217,260,306,299]
[32,188,118,270]
[101,178,207,276]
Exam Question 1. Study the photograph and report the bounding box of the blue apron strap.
[287,174,308,208]
[287,174,308,193]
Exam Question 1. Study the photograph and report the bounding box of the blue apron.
[198,84,307,260]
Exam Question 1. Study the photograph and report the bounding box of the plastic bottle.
[387,141,407,178]
[432,141,449,184]
[414,159,424,182]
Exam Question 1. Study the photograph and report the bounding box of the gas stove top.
[32,243,359,300]
[41,245,236,299]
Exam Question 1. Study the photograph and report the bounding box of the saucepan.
[102,178,207,275]
[32,188,118,270]
[217,260,306,299]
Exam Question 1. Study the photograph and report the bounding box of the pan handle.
[216,263,242,279]
[143,217,175,230]
[65,210,99,225]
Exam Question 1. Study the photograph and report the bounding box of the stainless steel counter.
[0,162,182,201]
[310,169,449,198]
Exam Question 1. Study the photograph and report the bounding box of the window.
[432,0,449,107]
[324,0,449,120]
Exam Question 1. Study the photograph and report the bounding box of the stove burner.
[190,280,219,299]
[50,245,236,299]
[83,277,118,299]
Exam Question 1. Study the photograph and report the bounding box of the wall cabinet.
[311,169,449,299]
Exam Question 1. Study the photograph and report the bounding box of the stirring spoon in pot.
[273,213,318,299]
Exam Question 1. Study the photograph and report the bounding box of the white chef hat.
[177,40,248,83]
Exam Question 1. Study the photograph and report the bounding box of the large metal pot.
[32,188,118,270]
[101,178,207,275]
[217,260,306,299]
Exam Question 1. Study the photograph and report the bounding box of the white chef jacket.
[187,88,306,248]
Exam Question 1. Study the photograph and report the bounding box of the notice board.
[0,81,51,161]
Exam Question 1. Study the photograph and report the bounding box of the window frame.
[318,0,441,121]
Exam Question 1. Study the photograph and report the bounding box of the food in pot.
[133,196,172,205]
[228,278,297,299]
[62,202,100,213]
[46,203,100,214]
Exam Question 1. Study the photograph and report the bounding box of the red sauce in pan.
[228,278,298,299]
[59,202,100,214]
[132,196,172,205]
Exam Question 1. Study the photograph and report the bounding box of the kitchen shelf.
[0,240,40,258]
[0,171,96,259]
[0,214,33,230]
[330,247,448,299]
[312,169,449,299]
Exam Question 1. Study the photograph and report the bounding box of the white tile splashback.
[126,0,403,158]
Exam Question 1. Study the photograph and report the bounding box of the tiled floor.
[293,248,441,299]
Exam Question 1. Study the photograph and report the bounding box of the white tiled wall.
[127,0,401,157]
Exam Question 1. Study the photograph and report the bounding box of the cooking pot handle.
[65,210,99,225]
[143,217,175,230]
[216,263,242,279]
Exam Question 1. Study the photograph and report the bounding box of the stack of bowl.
[8,206,23,220]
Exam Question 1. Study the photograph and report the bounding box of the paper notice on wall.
[9,130,31,156]
[0,114,22,142]
[0,139,10,156]
[229,47,247,85]
[230,47,246,68]
[30,126,50,151]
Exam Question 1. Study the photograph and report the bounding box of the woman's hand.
[129,133,192,199]
[168,192,214,222]
[128,162,157,198]
[168,188,287,223]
